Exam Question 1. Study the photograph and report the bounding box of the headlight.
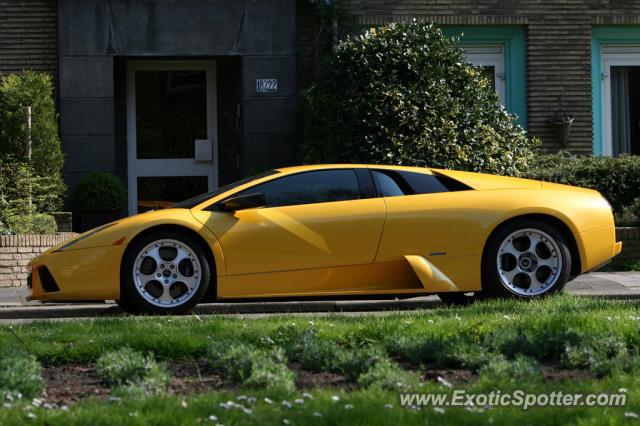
[53,223,118,252]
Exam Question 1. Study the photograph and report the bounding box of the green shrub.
[615,197,640,227]
[74,172,127,212]
[0,213,56,235]
[0,353,44,399]
[0,157,61,234]
[524,152,640,214]
[207,342,294,392]
[357,357,418,391]
[280,328,386,381]
[0,71,63,178]
[302,21,538,176]
[562,336,628,377]
[478,355,543,385]
[0,72,65,217]
[95,347,168,396]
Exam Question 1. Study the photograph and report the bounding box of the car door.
[371,168,483,262]
[197,168,386,277]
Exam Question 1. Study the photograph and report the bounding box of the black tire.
[438,292,484,306]
[482,219,571,298]
[115,298,141,314]
[120,230,211,315]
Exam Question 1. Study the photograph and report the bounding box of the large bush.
[0,71,64,234]
[523,152,640,214]
[301,21,538,175]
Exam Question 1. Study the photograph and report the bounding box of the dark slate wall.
[58,0,296,200]
[0,1,58,92]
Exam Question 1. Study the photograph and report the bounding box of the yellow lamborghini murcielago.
[28,164,622,314]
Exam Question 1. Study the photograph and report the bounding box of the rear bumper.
[614,241,623,257]
[576,225,622,273]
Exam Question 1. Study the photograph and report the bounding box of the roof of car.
[274,164,435,174]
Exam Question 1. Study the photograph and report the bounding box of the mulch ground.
[42,360,593,406]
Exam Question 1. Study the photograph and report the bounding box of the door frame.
[600,45,640,156]
[461,45,506,106]
[126,60,218,214]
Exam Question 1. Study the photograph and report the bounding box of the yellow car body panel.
[27,164,621,303]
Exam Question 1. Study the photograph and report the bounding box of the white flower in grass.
[433,407,445,414]
[503,315,511,320]
[308,321,315,326]
[619,388,628,393]
[264,397,273,405]
[43,403,53,410]
[302,392,313,399]
[3,403,12,409]
[31,398,42,407]
[281,400,292,409]
[237,395,247,401]
[27,413,37,419]
[313,412,322,417]
[60,405,69,411]
[208,415,218,422]
[180,400,188,408]
[247,397,257,404]
[241,407,253,415]
[329,323,335,328]
[625,412,638,419]
[294,399,304,404]
[344,404,354,410]
[428,320,434,324]
[331,395,340,402]
[455,315,461,321]
[283,419,290,425]
[384,404,393,409]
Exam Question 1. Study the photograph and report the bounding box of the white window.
[601,45,640,156]
[461,45,506,106]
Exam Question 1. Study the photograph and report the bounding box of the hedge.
[523,152,640,217]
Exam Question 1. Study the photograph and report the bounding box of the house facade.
[1,0,640,216]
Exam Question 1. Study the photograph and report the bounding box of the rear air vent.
[38,266,59,293]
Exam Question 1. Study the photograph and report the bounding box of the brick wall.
[0,233,77,288]
[0,0,58,93]
[297,0,640,153]
[615,227,640,267]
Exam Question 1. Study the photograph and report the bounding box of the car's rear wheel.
[483,220,571,298]
[120,230,211,314]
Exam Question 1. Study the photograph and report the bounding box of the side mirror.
[218,193,266,212]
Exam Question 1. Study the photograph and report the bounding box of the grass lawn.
[0,295,639,425]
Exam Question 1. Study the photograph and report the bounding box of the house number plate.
[256,79,278,93]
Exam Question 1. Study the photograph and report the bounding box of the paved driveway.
[0,272,638,321]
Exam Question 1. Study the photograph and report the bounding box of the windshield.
[171,169,280,209]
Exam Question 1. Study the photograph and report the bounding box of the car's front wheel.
[120,230,211,314]
[483,219,572,298]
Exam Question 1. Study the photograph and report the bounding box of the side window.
[399,171,450,194]
[372,169,471,197]
[240,169,362,208]
[372,171,406,197]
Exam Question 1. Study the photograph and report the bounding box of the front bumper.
[28,245,123,301]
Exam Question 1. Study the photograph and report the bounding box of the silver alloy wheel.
[496,228,562,296]
[132,239,202,308]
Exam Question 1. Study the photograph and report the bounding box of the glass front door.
[127,61,217,214]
